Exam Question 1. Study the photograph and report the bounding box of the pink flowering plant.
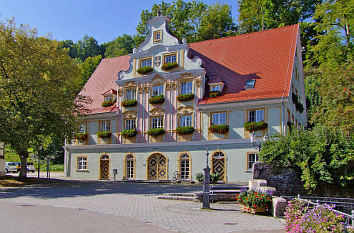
[285,199,353,233]
[244,121,268,132]
[236,190,272,209]
[208,124,229,134]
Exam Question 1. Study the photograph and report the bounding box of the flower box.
[75,133,88,142]
[236,190,271,215]
[149,95,165,105]
[209,91,222,98]
[161,62,178,71]
[177,93,194,102]
[122,99,137,107]
[137,66,153,75]
[97,131,112,139]
[121,129,138,138]
[176,126,194,135]
[208,124,229,134]
[101,100,114,107]
[147,128,165,137]
[244,121,268,132]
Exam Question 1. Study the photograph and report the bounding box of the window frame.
[152,85,164,96]
[78,123,87,133]
[124,119,136,130]
[139,57,152,68]
[153,30,162,43]
[211,112,227,125]
[247,152,258,171]
[163,53,177,64]
[245,79,256,89]
[151,117,164,129]
[180,81,193,95]
[179,153,190,181]
[125,154,135,179]
[125,89,136,101]
[77,156,88,171]
[104,95,113,102]
[179,115,193,127]
[248,109,265,122]
[211,85,221,92]
[99,120,111,132]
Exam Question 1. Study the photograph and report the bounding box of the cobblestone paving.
[0,181,285,233]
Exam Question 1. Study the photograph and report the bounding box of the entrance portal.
[147,153,167,180]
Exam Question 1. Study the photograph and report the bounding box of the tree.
[103,34,134,58]
[0,20,86,177]
[80,55,102,87]
[76,35,104,61]
[59,39,79,59]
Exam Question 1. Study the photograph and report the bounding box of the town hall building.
[64,15,307,183]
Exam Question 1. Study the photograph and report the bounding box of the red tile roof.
[190,24,299,105]
[81,25,298,114]
[79,56,130,114]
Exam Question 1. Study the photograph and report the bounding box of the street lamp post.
[250,131,268,151]
[202,146,210,209]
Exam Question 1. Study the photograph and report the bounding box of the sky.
[0,0,238,44]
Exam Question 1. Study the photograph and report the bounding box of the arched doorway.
[212,151,226,182]
[179,153,191,181]
[100,154,110,180]
[125,154,135,180]
[147,153,167,180]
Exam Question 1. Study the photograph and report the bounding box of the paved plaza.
[0,179,285,233]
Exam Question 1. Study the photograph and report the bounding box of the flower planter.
[209,91,222,98]
[122,99,137,107]
[161,62,178,71]
[244,121,268,132]
[137,66,153,75]
[240,205,267,214]
[176,126,195,135]
[177,93,194,102]
[101,100,114,107]
[149,95,165,105]
[147,128,165,137]
[75,133,88,143]
[121,129,138,138]
[208,124,229,134]
[97,131,112,139]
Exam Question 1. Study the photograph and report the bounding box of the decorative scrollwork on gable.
[125,81,137,89]
[149,107,165,116]
[177,105,194,115]
[151,75,164,85]
[123,110,137,119]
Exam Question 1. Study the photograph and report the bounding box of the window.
[125,119,136,130]
[100,121,110,131]
[125,89,136,100]
[104,96,112,102]
[126,154,134,179]
[211,85,221,92]
[249,109,264,122]
[152,117,163,129]
[140,58,152,68]
[247,153,258,170]
[212,112,226,125]
[180,115,192,127]
[181,81,193,95]
[180,153,190,180]
[245,79,256,89]
[77,157,87,171]
[153,30,161,42]
[152,85,163,96]
[78,124,86,133]
[164,54,176,63]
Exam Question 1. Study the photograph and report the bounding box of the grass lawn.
[0,175,65,188]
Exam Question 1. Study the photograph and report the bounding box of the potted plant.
[177,93,194,101]
[149,95,165,105]
[244,121,268,132]
[176,126,195,135]
[147,128,165,137]
[209,91,222,98]
[122,99,137,107]
[101,100,114,107]
[121,129,138,138]
[137,66,153,75]
[236,190,272,214]
[97,131,112,139]
[208,124,229,134]
[161,62,178,71]
[75,132,88,142]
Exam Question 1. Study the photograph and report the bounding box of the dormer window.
[140,58,152,68]
[104,95,112,102]
[245,79,256,89]
[211,85,221,92]
[153,30,161,42]
[164,54,176,64]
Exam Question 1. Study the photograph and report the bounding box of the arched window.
[126,154,134,179]
[180,153,190,181]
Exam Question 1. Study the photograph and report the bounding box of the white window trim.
[248,109,264,122]
[211,112,227,125]
[77,157,87,171]
[179,115,192,127]
[152,117,163,129]
[181,81,193,95]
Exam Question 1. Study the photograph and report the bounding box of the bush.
[75,133,88,142]
[147,128,165,137]
[292,93,304,113]
[196,173,204,183]
[194,173,220,184]
[122,99,137,107]
[176,126,194,135]
[101,100,114,107]
[244,121,268,132]
[149,95,165,104]
[208,124,229,134]
[137,66,153,75]
[209,91,222,98]
[177,93,194,101]
[121,129,137,138]
[236,190,272,209]
[161,62,178,71]
[97,131,111,138]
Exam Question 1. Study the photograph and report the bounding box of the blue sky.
[0,0,238,44]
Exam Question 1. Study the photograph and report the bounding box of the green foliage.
[260,126,354,191]
[97,131,111,139]
[103,34,134,58]
[236,190,272,208]
[0,19,85,177]
[80,55,102,87]
[76,35,104,61]
[244,121,268,132]
[209,91,222,98]
[176,126,195,135]
[194,173,220,184]
[161,62,178,71]
[177,93,194,101]
[75,133,88,142]
[195,173,204,182]
[137,66,153,75]
[101,100,113,107]
[292,93,305,113]
[121,99,137,107]
[147,128,165,137]
[149,95,165,104]
[121,129,138,138]
[208,124,229,134]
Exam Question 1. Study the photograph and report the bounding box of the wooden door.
[100,155,110,180]
[148,154,167,180]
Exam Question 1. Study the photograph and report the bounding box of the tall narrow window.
[77,157,87,171]
[247,153,258,170]
[212,112,226,125]
[180,115,192,127]
[125,89,136,100]
[181,81,193,95]
[152,85,163,96]
[125,119,136,130]
[153,30,161,42]
[126,154,134,179]
[180,153,190,180]
[152,117,163,129]
[249,109,264,122]
[100,121,111,131]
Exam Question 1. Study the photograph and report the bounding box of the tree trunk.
[18,150,29,178]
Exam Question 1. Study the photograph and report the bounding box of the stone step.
[157,195,197,201]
